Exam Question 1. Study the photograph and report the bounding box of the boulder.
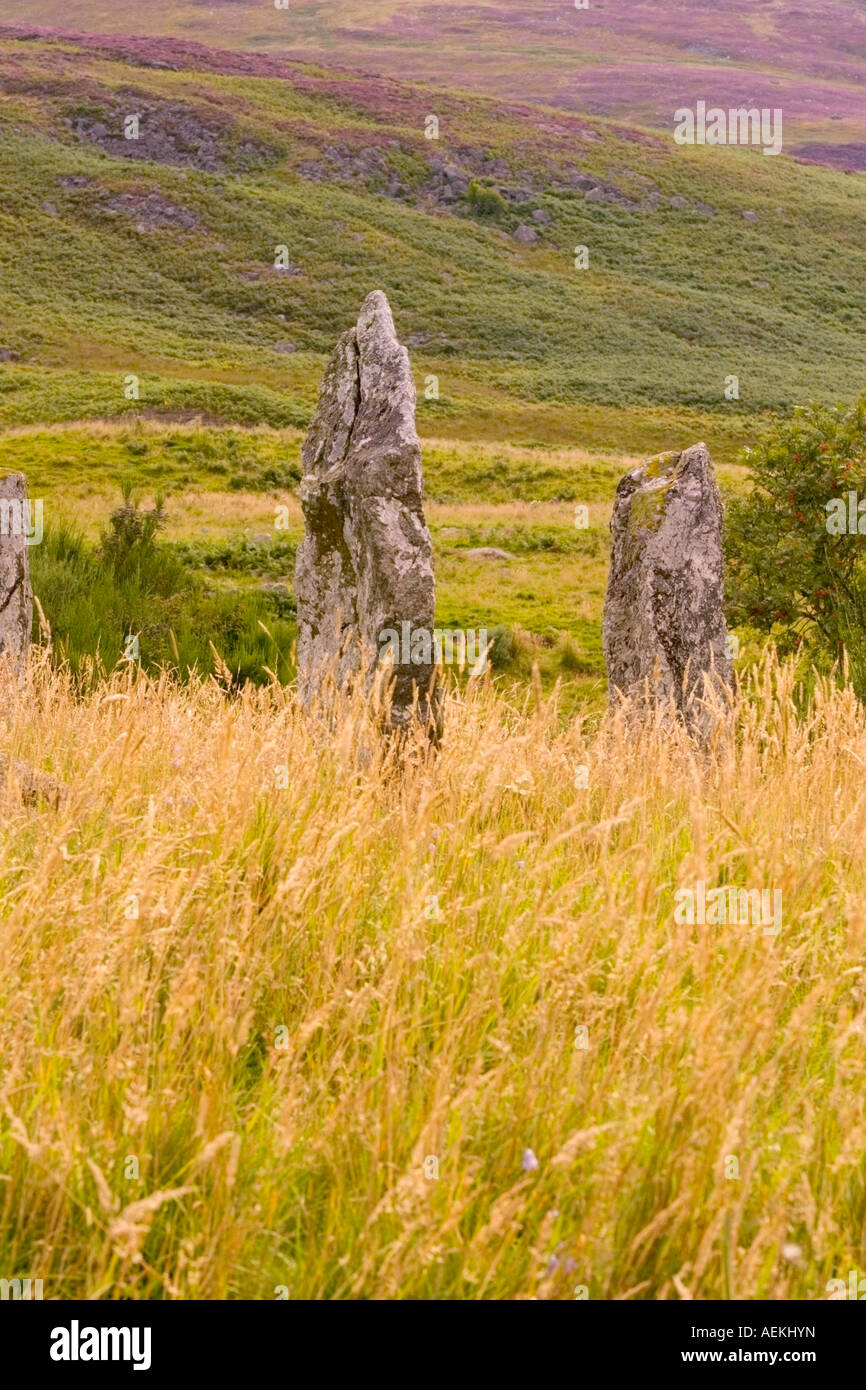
[295,291,440,738]
[463,547,515,561]
[603,444,732,732]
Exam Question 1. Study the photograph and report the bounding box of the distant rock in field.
[742,209,759,221]
[0,473,33,674]
[513,224,540,244]
[295,290,440,739]
[272,342,296,354]
[464,547,515,561]
[669,195,687,209]
[532,208,552,224]
[603,444,732,735]
[584,187,603,202]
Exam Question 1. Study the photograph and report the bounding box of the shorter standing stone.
[0,472,33,672]
[603,443,732,731]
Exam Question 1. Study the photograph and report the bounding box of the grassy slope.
[0,30,856,692]
[0,33,864,453]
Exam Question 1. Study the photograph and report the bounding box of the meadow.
[0,419,750,699]
[1,29,865,439]
[2,653,865,1299]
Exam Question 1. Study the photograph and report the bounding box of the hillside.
[0,27,865,456]
[6,1,866,157]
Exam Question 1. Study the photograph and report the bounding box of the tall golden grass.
[1,651,864,1300]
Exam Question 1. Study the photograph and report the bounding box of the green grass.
[0,31,850,705]
[4,420,747,709]
[0,34,865,457]
[30,515,295,686]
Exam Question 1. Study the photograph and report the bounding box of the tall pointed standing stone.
[0,472,33,672]
[603,443,732,732]
[294,291,440,738]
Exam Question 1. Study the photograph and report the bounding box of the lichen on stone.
[619,450,688,562]
[644,449,682,480]
[627,482,669,536]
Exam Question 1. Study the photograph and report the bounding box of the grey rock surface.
[464,547,515,562]
[603,444,732,731]
[295,291,440,737]
[0,472,33,673]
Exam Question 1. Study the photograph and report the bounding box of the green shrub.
[31,509,296,688]
[466,180,507,219]
[726,393,866,693]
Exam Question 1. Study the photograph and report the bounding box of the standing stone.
[295,291,440,738]
[603,444,732,731]
[0,472,33,672]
